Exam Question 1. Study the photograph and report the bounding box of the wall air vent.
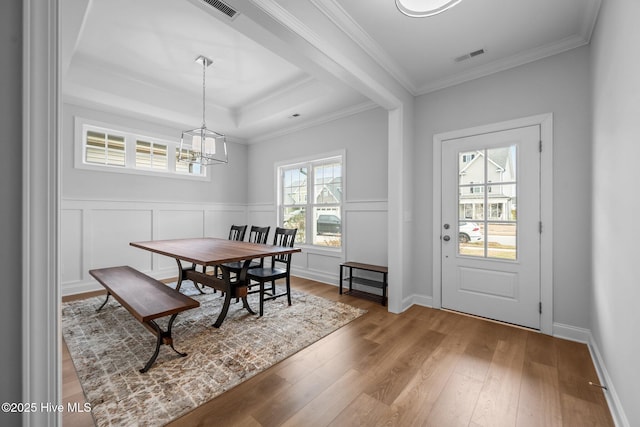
[201,0,238,19]
[454,48,486,62]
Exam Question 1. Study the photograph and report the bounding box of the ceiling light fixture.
[178,55,228,167]
[395,0,463,17]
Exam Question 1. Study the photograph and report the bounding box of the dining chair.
[217,225,270,277]
[247,227,297,316]
[227,224,248,241]
[208,224,248,291]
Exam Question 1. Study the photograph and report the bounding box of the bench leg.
[140,314,186,373]
[96,292,111,311]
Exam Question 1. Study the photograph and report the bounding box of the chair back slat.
[248,226,270,244]
[273,227,297,264]
[229,224,247,241]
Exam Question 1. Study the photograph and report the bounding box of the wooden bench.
[89,266,200,373]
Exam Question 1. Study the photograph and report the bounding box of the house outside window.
[278,153,343,248]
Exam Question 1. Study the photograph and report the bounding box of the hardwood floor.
[62,277,614,426]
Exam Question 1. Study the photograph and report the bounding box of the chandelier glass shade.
[395,0,463,17]
[178,55,228,166]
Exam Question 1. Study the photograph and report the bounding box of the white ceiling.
[61,0,600,143]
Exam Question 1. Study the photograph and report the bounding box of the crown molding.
[310,0,418,95]
[416,33,592,95]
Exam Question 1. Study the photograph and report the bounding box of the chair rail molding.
[23,0,61,425]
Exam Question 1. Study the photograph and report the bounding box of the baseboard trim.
[290,268,336,287]
[552,323,628,426]
[588,336,630,427]
[552,322,591,343]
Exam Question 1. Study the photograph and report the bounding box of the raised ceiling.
[61,0,600,143]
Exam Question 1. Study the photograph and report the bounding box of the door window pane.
[458,221,484,256]
[459,150,483,185]
[457,145,517,259]
[487,223,516,260]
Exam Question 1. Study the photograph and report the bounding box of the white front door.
[441,125,541,329]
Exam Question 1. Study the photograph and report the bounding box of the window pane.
[283,167,307,204]
[86,131,106,164]
[152,143,168,170]
[85,131,125,166]
[459,150,483,185]
[458,221,484,257]
[487,146,515,183]
[487,222,516,260]
[136,140,152,168]
[313,207,341,247]
[106,134,125,166]
[283,207,305,243]
[137,140,168,170]
[314,162,342,204]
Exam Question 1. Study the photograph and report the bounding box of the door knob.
[443,235,451,241]
[443,224,450,229]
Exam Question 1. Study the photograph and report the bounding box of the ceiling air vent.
[455,48,486,63]
[201,0,238,19]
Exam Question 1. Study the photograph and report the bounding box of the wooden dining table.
[130,238,301,327]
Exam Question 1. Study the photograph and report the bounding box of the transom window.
[75,118,207,179]
[278,154,343,248]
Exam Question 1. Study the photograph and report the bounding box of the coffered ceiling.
[61,0,601,143]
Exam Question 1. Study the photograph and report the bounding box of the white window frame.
[74,116,209,181]
[276,150,345,250]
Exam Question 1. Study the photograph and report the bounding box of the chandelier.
[178,55,228,166]
[395,0,463,17]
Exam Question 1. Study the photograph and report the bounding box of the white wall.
[590,0,640,425]
[61,103,250,294]
[414,46,592,329]
[247,107,388,285]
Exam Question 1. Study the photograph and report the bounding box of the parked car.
[317,214,341,234]
[459,221,483,243]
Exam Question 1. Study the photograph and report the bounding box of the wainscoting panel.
[155,210,204,271]
[61,199,388,295]
[345,206,388,268]
[307,252,342,281]
[89,209,153,272]
[247,205,276,239]
[61,209,83,284]
[61,199,247,296]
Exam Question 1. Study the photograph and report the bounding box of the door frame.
[432,113,553,335]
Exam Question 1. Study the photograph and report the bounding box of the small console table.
[339,261,388,306]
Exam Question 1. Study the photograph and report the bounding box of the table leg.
[237,259,256,315]
[339,265,343,295]
[174,259,195,292]
[213,267,233,328]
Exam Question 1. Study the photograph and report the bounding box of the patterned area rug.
[62,281,365,426]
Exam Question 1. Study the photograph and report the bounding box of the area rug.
[62,281,365,426]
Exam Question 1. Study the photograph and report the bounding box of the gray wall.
[247,107,388,205]
[591,0,640,424]
[0,0,23,424]
[247,107,389,281]
[414,46,592,329]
